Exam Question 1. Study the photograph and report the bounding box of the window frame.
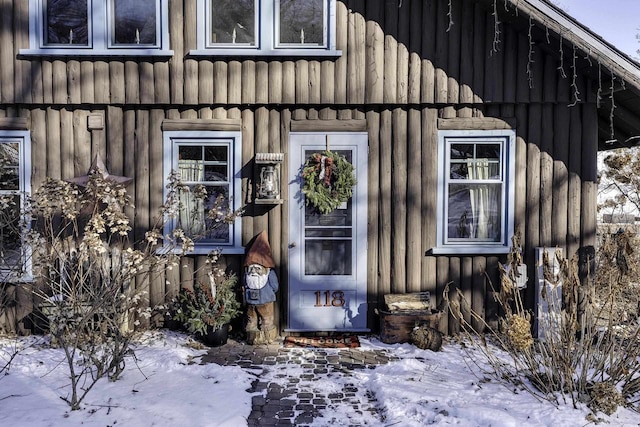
[21,0,172,57]
[162,131,243,255]
[192,0,340,57]
[0,131,32,282]
[433,129,516,255]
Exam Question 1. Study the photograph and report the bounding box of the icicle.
[300,28,305,44]
[135,28,140,44]
[232,27,236,44]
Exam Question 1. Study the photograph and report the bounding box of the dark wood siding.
[0,0,603,335]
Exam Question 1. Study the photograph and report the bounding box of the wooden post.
[0,0,14,103]
[256,61,268,104]
[228,61,241,104]
[459,1,474,109]
[67,60,81,104]
[407,108,421,292]
[350,0,366,104]
[472,257,486,332]
[295,60,309,104]
[408,0,422,104]
[154,60,170,104]
[53,60,67,104]
[150,109,165,227]
[282,61,295,104]
[269,62,283,104]
[379,109,392,298]
[422,107,438,295]
[242,61,256,104]
[169,0,184,104]
[60,108,74,180]
[567,105,582,260]
[135,110,150,243]
[396,0,409,104]
[472,7,488,103]
[124,110,136,241]
[383,0,398,103]
[241,108,255,244]
[421,0,437,104]
[110,61,125,104]
[553,105,569,251]
[434,0,448,104]
[94,61,110,104]
[80,61,95,104]
[125,60,140,104]
[446,0,461,108]
[184,0,198,105]
[365,0,383,104]
[539,105,553,247]
[391,108,407,293]
[46,107,61,180]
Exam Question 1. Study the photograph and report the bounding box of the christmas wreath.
[301,151,356,214]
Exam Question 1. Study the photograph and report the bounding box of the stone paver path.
[201,338,398,426]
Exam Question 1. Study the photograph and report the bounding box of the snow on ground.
[1,331,639,426]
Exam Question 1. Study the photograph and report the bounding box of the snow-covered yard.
[1,331,638,426]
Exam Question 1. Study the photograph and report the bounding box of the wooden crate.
[378,309,442,344]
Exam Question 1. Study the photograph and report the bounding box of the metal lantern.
[258,164,279,199]
[255,153,284,204]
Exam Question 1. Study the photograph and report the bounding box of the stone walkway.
[200,338,398,426]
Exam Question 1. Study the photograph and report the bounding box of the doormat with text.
[283,335,360,349]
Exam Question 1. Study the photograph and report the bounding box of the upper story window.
[0,132,32,282]
[192,0,340,57]
[20,0,172,57]
[434,130,516,255]
[163,131,243,255]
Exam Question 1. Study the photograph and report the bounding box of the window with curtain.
[435,130,515,254]
[163,131,243,254]
[0,132,32,281]
[22,0,172,56]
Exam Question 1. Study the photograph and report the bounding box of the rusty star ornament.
[67,154,133,187]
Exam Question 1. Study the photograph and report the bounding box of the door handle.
[288,242,296,248]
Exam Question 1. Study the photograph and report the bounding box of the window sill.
[429,245,511,256]
[19,48,174,58]
[188,48,342,58]
[0,272,34,283]
[158,246,245,256]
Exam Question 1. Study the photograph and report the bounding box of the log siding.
[0,0,621,335]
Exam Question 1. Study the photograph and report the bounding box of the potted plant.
[173,273,241,346]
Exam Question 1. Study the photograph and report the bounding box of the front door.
[287,132,368,331]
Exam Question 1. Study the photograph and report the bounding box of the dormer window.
[21,0,172,57]
[193,0,340,57]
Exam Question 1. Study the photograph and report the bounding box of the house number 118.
[314,290,345,307]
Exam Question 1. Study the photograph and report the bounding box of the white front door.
[287,132,368,332]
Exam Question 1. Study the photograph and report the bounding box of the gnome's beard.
[245,272,269,290]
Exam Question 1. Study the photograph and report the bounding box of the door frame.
[286,132,369,332]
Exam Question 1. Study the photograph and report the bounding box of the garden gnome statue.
[243,231,279,345]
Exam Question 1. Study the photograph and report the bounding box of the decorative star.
[67,154,133,187]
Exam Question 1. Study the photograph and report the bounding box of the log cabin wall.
[0,0,599,335]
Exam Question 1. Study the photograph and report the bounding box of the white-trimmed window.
[163,131,243,254]
[193,0,340,57]
[0,132,32,281]
[434,130,515,254]
[20,0,172,57]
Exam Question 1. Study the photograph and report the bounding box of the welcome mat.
[283,335,360,349]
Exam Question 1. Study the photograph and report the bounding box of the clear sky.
[552,0,639,59]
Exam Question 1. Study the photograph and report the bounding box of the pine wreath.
[301,151,356,214]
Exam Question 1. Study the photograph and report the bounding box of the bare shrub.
[447,232,640,415]
[1,169,241,410]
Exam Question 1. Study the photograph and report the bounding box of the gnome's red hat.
[244,230,275,268]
